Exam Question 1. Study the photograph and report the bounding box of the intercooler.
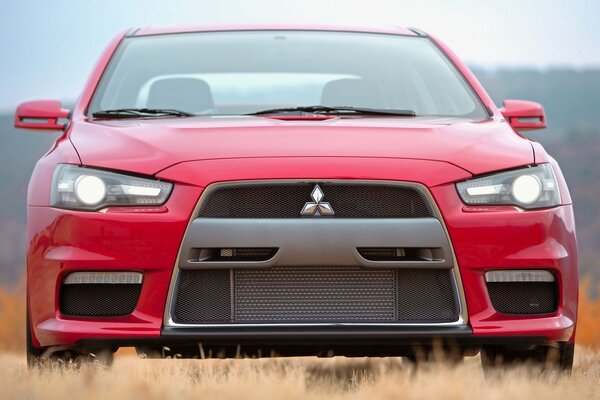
[172,267,459,325]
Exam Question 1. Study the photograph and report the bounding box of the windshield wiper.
[92,108,194,119]
[246,105,416,117]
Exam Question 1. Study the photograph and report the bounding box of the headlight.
[51,165,173,211]
[456,164,560,209]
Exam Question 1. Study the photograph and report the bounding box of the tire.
[43,349,114,369]
[27,298,114,369]
[553,342,575,371]
[481,342,574,373]
[26,303,43,369]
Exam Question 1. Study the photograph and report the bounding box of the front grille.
[487,281,558,315]
[198,183,432,218]
[172,267,458,324]
[60,283,141,317]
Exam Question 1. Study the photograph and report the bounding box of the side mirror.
[499,99,546,131]
[14,100,70,131]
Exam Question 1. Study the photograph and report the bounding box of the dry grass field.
[0,350,599,400]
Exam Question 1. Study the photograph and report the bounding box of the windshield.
[89,30,488,118]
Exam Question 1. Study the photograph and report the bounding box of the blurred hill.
[0,115,61,283]
[472,67,600,138]
[0,68,599,284]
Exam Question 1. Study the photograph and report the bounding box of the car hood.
[69,116,533,178]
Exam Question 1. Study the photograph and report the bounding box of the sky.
[0,0,599,111]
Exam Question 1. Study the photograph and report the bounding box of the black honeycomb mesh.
[60,284,141,317]
[202,248,278,262]
[358,248,406,261]
[174,269,231,323]
[357,247,433,262]
[172,267,458,324]
[396,269,458,322]
[198,183,432,218]
[487,282,557,315]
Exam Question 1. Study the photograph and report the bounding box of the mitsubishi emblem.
[300,184,335,216]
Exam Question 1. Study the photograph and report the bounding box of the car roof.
[131,24,422,37]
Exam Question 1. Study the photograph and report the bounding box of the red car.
[17,25,578,370]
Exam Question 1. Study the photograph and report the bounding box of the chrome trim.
[408,27,428,37]
[163,179,468,328]
[165,321,465,328]
[300,184,335,216]
[63,271,143,285]
[485,269,555,283]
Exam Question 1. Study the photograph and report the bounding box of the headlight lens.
[456,164,560,209]
[51,165,173,210]
[74,175,107,205]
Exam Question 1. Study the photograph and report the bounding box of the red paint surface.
[14,100,70,130]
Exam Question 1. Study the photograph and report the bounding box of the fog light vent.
[485,270,557,315]
[60,271,142,317]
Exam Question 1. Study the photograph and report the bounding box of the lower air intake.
[172,267,459,324]
[60,283,141,317]
[487,281,558,315]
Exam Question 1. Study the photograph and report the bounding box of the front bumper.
[27,158,578,349]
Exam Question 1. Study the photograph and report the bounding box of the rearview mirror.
[499,99,546,131]
[14,100,70,131]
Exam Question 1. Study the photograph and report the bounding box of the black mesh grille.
[487,282,558,315]
[174,270,231,323]
[396,269,458,322]
[172,267,459,324]
[223,248,277,261]
[60,284,141,317]
[358,248,406,260]
[191,248,278,262]
[198,183,432,218]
